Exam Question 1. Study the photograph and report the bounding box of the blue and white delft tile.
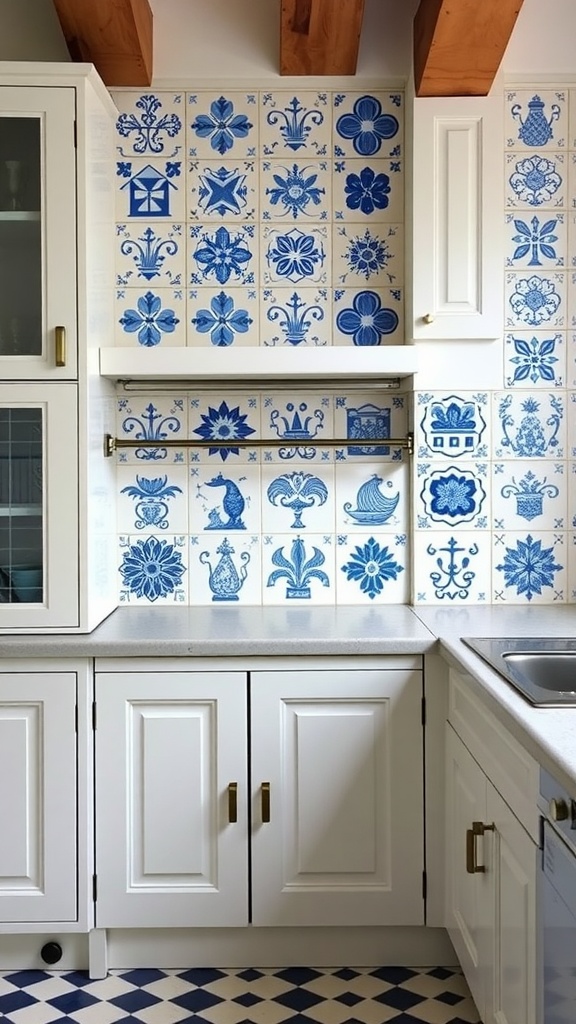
[332,223,403,287]
[115,396,187,465]
[261,225,329,286]
[115,157,186,222]
[188,223,257,286]
[260,392,333,464]
[115,287,186,347]
[187,92,258,159]
[567,392,576,457]
[332,159,403,223]
[568,333,576,386]
[261,463,335,534]
[188,159,258,221]
[188,287,259,347]
[333,287,403,346]
[568,89,576,149]
[336,532,408,605]
[260,288,331,348]
[492,530,566,603]
[416,392,489,461]
[261,159,331,221]
[504,331,565,388]
[262,532,335,606]
[333,92,403,160]
[505,90,567,151]
[189,464,262,535]
[333,392,408,463]
[492,391,565,459]
[259,92,330,157]
[118,534,188,604]
[335,461,408,534]
[416,462,489,531]
[116,464,188,534]
[188,393,260,465]
[505,211,566,269]
[504,271,565,330]
[190,533,261,605]
[505,151,566,210]
[113,91,185,159]
[493,460,566,531]
[116,223,185,288]
[412,531,491,604]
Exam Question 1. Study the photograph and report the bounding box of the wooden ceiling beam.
[280,0,365,76]
[414,0,524,97]
[52,0,153,87]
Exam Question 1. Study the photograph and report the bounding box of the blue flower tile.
[333,91,403,159]
[261,159,331,221]
[115,395,187,465]
[115,156,186,222]
[262,532,335,605]
[187,92,258,158]
[504,331,565,388]
[493,391,565,459]
[113,91,185,159]
[188,394,260,464]
[332,222,403,287]
[261,225,329,285]
[188,287,259,346]
[335,461,408,534]
[336,532,408,604]
[416,392,489,462]
[416,462,489,530]
[333,287,403,346]
[492,460,566,531]
[115,287,186,347]
[188,223,257,286]
[189,464,261,534]
[117,464,188,534]
[412,530,491,604]
[505,211,566,268]
[260,287,331,348]
[505,90,567,151]
[118,534,188,604]
[261,463,335,534]
[505,150,566,210]
[188,159,257,221]
[505,271,565,329]
[260,91,330,156]
[190,533,261,604]
[333,158,403,222]
[492,530,566,603]
[116,222,185,288]
[334,392,407,463]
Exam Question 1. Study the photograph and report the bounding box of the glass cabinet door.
[0,88,77,378]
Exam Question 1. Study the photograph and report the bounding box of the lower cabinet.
[94,659,424,929]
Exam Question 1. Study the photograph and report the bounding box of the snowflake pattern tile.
[115,157,186,222]
[116,222,185,288]
[336,532,408,604]
[492,530,566,603]
[115,287,186,347]
[504,331,565,388]
[189,464,262,535]
[260,288,331,348]
[333,158,403,222]
[187,92,258,159]
[492,460,566,531]
[263,532,335,605]
[412,530,491,604]
[188,287,259,347]
[113,92,185,159]
[260,92,331,157]
[190,532,262,604]
[332,222,403,287]
[505,90,567,151]
[188,159,257,221]
[505,151,566,210]
[333,91,403,159]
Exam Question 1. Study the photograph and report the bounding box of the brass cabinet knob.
[549,798,569,822]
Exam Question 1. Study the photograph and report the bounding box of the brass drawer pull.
[261,782,271,823]
[55,326,66,367]
[466,820,495,874]
[228,782,238,823]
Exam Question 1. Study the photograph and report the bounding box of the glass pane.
[0,117,42,357]
[0,407,43,603]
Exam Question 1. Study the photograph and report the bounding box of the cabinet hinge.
[92,874,97,902]
[92,701,97,731]
[422,870,427,901]
[421,696,426,726]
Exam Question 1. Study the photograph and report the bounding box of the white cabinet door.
[95,671,249,928]
[0,672,77,923]
[250,668,424,926]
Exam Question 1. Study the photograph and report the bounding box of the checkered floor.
[0,966,481,1024]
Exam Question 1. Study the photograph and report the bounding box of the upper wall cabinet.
[408,94,502,342]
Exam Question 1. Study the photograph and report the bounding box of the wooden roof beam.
[52,0,153,87]
[414,0,525,97]
[280,0,365,76]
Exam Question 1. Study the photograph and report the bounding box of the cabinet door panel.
[95,672,248,928]
[0,673,77,923]
[251,669,423,926]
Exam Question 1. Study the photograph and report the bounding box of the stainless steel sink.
[461,637,576,706]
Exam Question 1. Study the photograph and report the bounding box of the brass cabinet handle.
[55,326,66,367]
[228,782,238,823]
[466,820,495,874]
[261,782,270,823]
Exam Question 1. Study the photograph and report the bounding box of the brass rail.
[104,432,414,457]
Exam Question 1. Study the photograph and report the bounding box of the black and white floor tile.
[0,966,480,1024]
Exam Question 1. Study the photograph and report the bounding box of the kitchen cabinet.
[0,64,119,633]
[94,658,424,929]
[445,669,539,1024]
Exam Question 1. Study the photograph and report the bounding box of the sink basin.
[461,637,576,706]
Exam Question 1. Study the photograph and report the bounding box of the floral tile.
[333,392,408,463]
[336,532,409,604]
[260,392,333,463]
[188,287,259,346]
[115,395,187,465]
[333,287,403,346]
[335,461,408,534]
[189,533,261,605]
[187,91,258,158]
[492,391,565,459]
[188,393,260,464]
[262,533,335,605]
[189,463,262,534]
[492,530,567,603]
[412,531,491,604]
[333,91,403,159]
[415,462,489,531]
[504,151,566,210]
[504,211,566,269]
[260,91,331,157]
[504,89,567,151]
[415,392,490,461]
[332,222,403,287]
[261,463,335,534]
[117,464,188,534]
[493,460,566,531]
[113,91,185,159]
[188,158,258,221]
[333,158,403,222]
[261,158,331,221]
[115,156,186,222]
[188,223,257,286]
[116,222,185,288]
[118,534,188,604]
[504,331,566,388]
[261,224,329,286]
[115,287,186,347]
[260,287,331,347]
[504,270,566,330]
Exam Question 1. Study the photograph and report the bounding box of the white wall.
[0,0,68,61]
